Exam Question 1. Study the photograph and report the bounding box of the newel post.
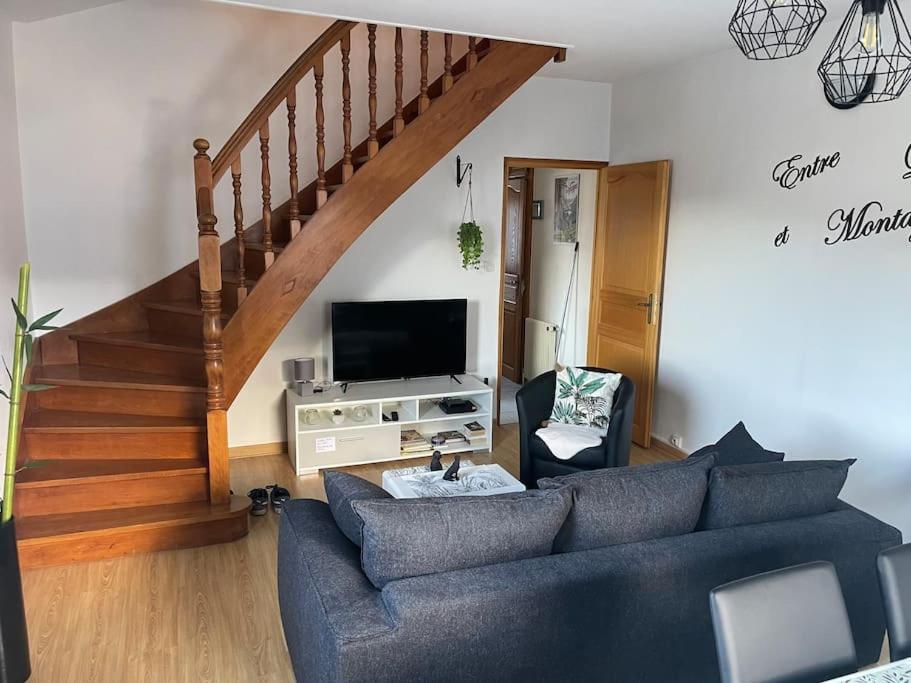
[193,139,230,505]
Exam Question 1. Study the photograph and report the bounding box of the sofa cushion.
[689,421,785,466]
[538,454,715,552]
[698,459,855,530]
[351,488,572,589]
[323,471,391,547]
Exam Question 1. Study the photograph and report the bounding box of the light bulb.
[860,10,880,52]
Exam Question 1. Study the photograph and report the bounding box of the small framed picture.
[531,200,544,220]
[553,174,580,243]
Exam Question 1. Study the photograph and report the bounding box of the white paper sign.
[315,437,336,453]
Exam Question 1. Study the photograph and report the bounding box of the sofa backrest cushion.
[689,421,785,466]
[324,471,392,547]
[537,454,715,553]
[351,488,572,589]
[698,459,855,530]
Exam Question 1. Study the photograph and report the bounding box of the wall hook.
[456,155,472,188]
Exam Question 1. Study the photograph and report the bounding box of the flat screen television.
[331,299,467,382]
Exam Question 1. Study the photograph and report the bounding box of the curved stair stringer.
[222,39,560,403]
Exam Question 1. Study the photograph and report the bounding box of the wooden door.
[501,168,533,384]
[588,161,670,448]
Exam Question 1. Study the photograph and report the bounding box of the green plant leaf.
[457,221,484,270]
[1,356,10,383]
[578,379,606,396]
[0,388,8,400]
[22,383,55,392]
[27,308,62,333]
[11,299,28,331]
[23,334,33,365]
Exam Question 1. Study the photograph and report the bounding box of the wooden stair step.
[16,496,251,568]
[72,330,204,381]
[286,213,313,223]
[143,300,229,321]
[34,363,205,391]
[32,364,206,418]
[17,458,207,487]
[24,410,206,460]
[243,242,285,278]
[26,410,205,431]
[143,300,229,341]
[71,330,201,354]
[15,458,210,517]
[245,242,285,254]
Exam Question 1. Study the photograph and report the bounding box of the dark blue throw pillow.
[689,421,784,466]
[323,471,391,547]
[352,488,573,589]
[698,459,855,530]
[538,454,715,552]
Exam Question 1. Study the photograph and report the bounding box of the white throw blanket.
[535,422,606,461]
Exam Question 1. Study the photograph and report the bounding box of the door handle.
[636,294,658,326]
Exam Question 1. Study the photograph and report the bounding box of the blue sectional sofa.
[277,459,901,682]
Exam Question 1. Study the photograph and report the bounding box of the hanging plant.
[458,221,483,270]
[457,166,484,269]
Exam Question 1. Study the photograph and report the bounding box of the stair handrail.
[190,19,509,504]
[211,19,358,185]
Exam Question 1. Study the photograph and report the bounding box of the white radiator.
[523,318,558,382]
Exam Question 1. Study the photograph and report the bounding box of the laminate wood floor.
[20,424,668,682]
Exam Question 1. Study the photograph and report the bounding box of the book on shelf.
[435,430,468,445]
[400,429,429,452]
[464,421,486,435]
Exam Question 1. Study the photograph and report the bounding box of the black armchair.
[516,367,635,488]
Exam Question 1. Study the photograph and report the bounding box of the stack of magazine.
[433,430,468,447]
[400,429,430,454]
[463,421,488,448]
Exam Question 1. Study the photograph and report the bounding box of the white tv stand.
[285,375,493,476]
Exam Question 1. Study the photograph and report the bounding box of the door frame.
[495,157,610,426]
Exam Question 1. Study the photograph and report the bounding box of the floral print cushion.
[549,367,623,431]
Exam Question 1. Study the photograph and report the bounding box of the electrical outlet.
[669,434,683,449]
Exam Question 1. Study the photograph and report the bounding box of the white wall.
[0,14,29,462]
[10,0,612,446]
[13,0,465,321]
[610,35,911,534]
[229,77,611,445]
[529,168,597,367]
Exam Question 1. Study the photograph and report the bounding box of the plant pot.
[0,519,29,683]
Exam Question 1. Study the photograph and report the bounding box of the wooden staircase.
[17,21,564,568]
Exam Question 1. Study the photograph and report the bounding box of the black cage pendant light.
[730,0,828,60]
[818,0,911,106]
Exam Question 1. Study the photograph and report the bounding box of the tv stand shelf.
[285,375,493,475]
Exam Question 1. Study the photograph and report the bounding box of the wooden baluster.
[394,27,405,136]
[259,121,274,268]
[367,24,378,159]
[341,31,353,183]
[468,37,478,71]
[192,139,229,505]
[287,88,301,239]
[419,30,430,114]
[314,55,327,209]
[443,33,453,93]
[231,158,247,305]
